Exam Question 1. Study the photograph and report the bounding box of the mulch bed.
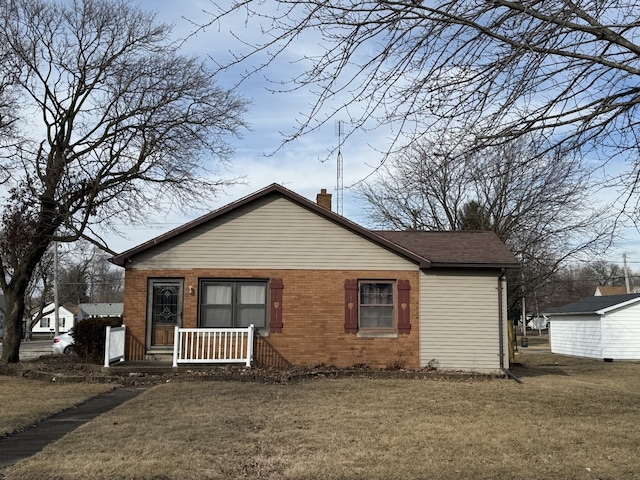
[0,354,496,386]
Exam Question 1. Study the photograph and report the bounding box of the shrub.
[72,317,123,363]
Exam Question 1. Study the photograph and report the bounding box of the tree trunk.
[1,237,51,363]
[1,285,27,363]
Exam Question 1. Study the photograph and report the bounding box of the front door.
[148,280,183,348]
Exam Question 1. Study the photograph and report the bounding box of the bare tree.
[21,241,124,338]
[209,1,640,211]
[87,254,124,303]
[0,0,247,362]
[536,260,636,310]
[357,135,614,314]
[58,241,124,304]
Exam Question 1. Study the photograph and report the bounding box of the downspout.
[499,269,522,383]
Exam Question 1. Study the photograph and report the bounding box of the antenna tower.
[336,120,344,215]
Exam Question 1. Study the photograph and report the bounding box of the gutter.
[498,269,522,383]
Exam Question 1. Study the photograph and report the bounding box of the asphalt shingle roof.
[546,293,640,315]
[111,184,519,269]
[79,303,123,317]
[374,230,519,267]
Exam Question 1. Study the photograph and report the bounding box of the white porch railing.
[172,325,255,367]
[104,325,126,368]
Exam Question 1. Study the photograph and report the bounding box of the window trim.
[198,279,268,330]
[357,280,397,334]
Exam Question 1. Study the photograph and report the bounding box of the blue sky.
[103,0,640,269]
[103,0,398,254]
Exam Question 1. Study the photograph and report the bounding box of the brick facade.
[123,268,420,369]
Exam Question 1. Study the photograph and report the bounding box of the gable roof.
[546,293,640,316]
[36,303,77,318]
[111,184,519,270]
[594,285,627,296]
[79,303,124,317]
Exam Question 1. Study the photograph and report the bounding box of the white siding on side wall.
[601,306,640,359]
[549,316,602,359]
[130,196,417,271]
[419,270,505,374]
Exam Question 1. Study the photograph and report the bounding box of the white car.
[52,331,74,354]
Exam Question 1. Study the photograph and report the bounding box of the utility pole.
[54,242,60,336]
[623,253,631,293]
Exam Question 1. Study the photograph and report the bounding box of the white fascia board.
[596,297,640,315]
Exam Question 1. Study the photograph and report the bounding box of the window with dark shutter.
[345,278,410,335]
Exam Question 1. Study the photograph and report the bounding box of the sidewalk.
[0,386,145,468]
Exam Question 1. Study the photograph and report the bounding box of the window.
[345,279,411,335]
[359,281,395,330]
[199,280,267,329]
[41,318,50,328]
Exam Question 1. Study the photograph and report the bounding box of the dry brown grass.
[4,342,640,480]
[0,376,113,436]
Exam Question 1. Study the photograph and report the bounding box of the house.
[594,285,640,296]
[31,303,76,334]
[111,184,519,374]
[546,294,640,360]
[77,303,124,321]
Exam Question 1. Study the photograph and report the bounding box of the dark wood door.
[149,281,182,347]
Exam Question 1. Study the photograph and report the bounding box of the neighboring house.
[31,303,77,334]
[111,184,519,374]
[546,293,640,361]
[77,303,124,321]
[594,285,640,296]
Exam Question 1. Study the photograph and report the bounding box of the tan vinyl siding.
[419,270,505,374]
[130,197,417,271]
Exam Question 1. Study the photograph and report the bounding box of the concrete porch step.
[143,352,173,362]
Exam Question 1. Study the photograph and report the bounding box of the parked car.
[52,330,74,354]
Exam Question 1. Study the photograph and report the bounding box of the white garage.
[546,294,640,361]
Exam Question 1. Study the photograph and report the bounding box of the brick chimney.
[316,188,332,211]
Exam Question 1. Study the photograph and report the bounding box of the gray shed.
[546,294,640,360]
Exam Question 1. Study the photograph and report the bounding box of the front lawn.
[0,376,113,436]
[4,350,640,480]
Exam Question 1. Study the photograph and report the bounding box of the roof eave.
[426,262,520,269]
[596,296,640,314]
[545,311,594,316]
